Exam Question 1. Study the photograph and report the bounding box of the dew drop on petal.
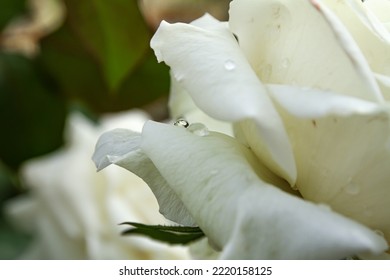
[187,123,209,136]
[224,60,236,71]
[174,119,189,128]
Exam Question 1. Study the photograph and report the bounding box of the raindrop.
[344,182,360,195]
[174,119,189,128]
[224,60,236,71]
[187,123,209,136]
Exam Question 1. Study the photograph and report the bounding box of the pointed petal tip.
[92,128,142,171]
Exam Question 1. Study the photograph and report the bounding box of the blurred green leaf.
[0,0,26,31]
[65,0,150,92]
[0,163,31,259]
[0,162,19,203]
[0,53,66,169]
[0,215,31,259]
[38,0,169,114]
[121,222,205,245]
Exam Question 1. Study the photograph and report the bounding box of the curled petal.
[375,73,390,101]
[270,87,390,244]
[151,14,296,184]
[310,0,384,102]
[92,128,196,226]
[140,121,388,259]
[361,0,390,36]
[268,84,383,118]
[229,0,381,101]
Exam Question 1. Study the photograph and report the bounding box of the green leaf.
[0,0,26,31]
[120,222,204,233]
[0,53,66,169]
[120,222,205,245]
[0,215,31,260]
[64,0,150,92]
[38,1,170,113]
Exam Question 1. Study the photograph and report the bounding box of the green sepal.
[120,222,205,245]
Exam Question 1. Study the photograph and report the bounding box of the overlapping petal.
[363,0,390,33]
[151,13,296,184]
[268,85,390,244]
[93,121,388,258]
[92,0,390,260]
[229,0,382,101]
[136,121,387,259]
[168,74,233,136]
[92,128,196,226]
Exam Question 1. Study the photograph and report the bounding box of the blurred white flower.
[6,110,190,260]
[93,0,390,259]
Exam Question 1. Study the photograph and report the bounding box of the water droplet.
[281,58,290,69]
[224,60,236,71]
[174,119,189,128]
[344,182,360,195]
[187,123,209,136]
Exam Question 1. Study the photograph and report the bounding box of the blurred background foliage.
[0,0,231,259]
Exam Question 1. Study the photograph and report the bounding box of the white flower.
[93,0,390,259]
[6,111,189,260]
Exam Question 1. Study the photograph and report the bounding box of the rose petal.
[310,0,384,102]
[140,121,388,259]
[269,88,390,244]
[151,14,296,184]
[268,84,383,118]
[338,0,390,44]
[92,128,196,226]
[169,74,233,136]
[363,0,390,34]
[229,0,381,101]
[92,128,141,171]
[375,73,390,101]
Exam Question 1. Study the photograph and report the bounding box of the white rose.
[93,0,390,259]
[6,111,189,260]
